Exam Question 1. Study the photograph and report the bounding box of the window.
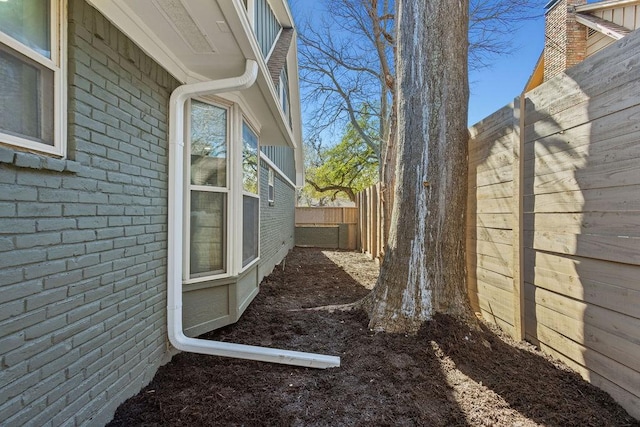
[242,121,259,268]
[187,100,229,278]
[268,168,274,203]
[185,99,262,281]
[0,0,65,156]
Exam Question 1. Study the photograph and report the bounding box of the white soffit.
[96,0,246,81]
[152,0,217,54]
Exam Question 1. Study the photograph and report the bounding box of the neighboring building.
[526,0,640,91]
[0,0,303,424]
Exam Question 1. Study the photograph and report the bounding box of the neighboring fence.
[294,207,358,250]
[468,31,640,418]
[356,183,384,259]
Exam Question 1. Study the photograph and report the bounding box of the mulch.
[108,247,639,426]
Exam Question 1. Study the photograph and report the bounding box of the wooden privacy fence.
[356,183,384,260]
[354,30,640,419]
[294,207,358,250]
[468,31,640,418]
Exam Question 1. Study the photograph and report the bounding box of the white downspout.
[167,60,340,369]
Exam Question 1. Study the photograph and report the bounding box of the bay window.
[242,121,259,267]
[188,100,228,278]
[185,98,260,282]
[0,0,65,156]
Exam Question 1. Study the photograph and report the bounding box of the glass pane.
[190,100,227,187]
[268,169,274,202]
[0,0,51,58]
[190,191,226,277]
[242,122,258,194]
[242,195,259,267]
[0,43,54,145]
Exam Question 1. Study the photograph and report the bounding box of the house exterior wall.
[0,0,179,425]
[258,157,296,281]
[261,145,296,182]
[586,5,640,57]
[544,0,587,81]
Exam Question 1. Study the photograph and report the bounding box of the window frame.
[268,167,275,204]
[0,0,67,157]
[183,96,262,283]
[183,98,233,283]
[240,116,260,271]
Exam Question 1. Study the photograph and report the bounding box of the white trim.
[264,26,283,62]
[223,0,298,149]
[575,0,640,13]
[259,151,295,188]
[267,167,275,203]
[0,0,67,157]
[575,14,628,40]
[85,0,204,83]
[246,0,256,29]
[185,98,232,281]
[168,59,339,369]
[237,112,260,272]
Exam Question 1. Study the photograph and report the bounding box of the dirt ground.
[109,247,638,426]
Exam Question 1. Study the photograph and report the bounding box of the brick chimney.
[543,0,587,81]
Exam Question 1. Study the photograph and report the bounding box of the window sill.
[0,146,81,174]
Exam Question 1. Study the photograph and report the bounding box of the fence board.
[530,303,640,372]
[525,249,640,292]
[357,29,640,417]
[525,212,640,237]
[523,184,640,213]
[295,207,358,225]
[526,265,640,318]
[467,227,513,245]
[524,284,640,345]
[525,321,640,400]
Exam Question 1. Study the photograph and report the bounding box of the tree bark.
[365,0,473,333]
[380,90,396,250]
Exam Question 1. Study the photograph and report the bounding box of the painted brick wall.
[544,0,587,82]
[259,159,295,280]
[0,0,179,425]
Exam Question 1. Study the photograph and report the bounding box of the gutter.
[167,59,340,369]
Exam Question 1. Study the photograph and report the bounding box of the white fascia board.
[575,0,640,13]
[219,0,299,152]
[259,151,295,188]
[287,33,304,186]
[86,0,209,84]
[576,14,627,40]
[268,0,295,28]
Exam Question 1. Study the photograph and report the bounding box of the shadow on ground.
[108,247,638,426]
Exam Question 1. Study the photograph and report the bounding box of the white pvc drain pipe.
[167,59,340,369]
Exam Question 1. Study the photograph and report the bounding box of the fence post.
[513,95,525,341]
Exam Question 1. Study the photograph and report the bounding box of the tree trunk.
[380,91,396,250]
[365,0,472,333]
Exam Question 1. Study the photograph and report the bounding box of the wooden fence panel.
[467,100,519,338]
[520,29,640,419]
[353,29,640,419]
[294,207,358,250]
[354,183,384,260]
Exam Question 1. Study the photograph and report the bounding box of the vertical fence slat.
[513,95,525,341]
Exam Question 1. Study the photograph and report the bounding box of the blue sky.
[291,1,547,136]
[468,15,546,125]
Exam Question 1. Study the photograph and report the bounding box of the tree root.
[289,302,360,313]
